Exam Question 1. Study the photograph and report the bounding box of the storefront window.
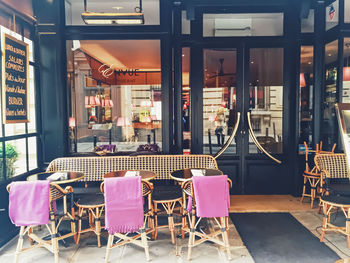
[65,0,160,26]
[68,40,162,153]
[325,0,339,31]
[322,40,339,150]
[203,13,283,37]
[299,46,314,145]
[343,38,350,103]
[0,21,38,180]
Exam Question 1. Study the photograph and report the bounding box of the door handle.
[0,208,5,212]
[247,112,282,164]
[214,112,241,159]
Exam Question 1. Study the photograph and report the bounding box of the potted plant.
[0,144,18,179]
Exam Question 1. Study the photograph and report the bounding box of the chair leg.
[141,229,150,261]
[346,209,350,248]
[301,176,307,203]
[187,211,196,261]
[28,227,34,245]
[50,217,59,263]
[76,207,83,245]
[310,186,315,208]
[166,203,175,244]
[95,209,101,248]
[14,226,25,263]
[220,217,231,260]
[320,202,328,243]
[181,193,187,239]
[105,234,113,263]
[153,202,158,240]
[71,207,77,243]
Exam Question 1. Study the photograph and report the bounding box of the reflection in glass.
[249,48,283,154]
[322,40,338,150]
[182,11,190,35]
[301,9,314,33]
[203,49,237,155]
[68,40,162,153]
[203,13,283,37]
[182,48,191,154]
[299,46,314,145]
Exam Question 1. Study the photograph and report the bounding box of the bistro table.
[103,170,157,181]
[170,168,223,182]
[27,171,85,184]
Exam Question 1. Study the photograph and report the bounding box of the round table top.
[103,170,157,181]
[27,171,85,184]
[170,168,223,182]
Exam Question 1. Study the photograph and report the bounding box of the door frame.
[174,5,300,194]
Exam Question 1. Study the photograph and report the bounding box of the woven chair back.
[46,155,218,181]
[314,153,349,179]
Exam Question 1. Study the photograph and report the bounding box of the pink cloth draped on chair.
[104,176,144,234]
[9,181,50,226]
[192,175,230,218]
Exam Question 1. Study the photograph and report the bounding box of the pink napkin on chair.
[9,181,50,226]
[192,175,230,218]
[104,176,144,234]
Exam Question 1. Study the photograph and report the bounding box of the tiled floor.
[1,196,350,263]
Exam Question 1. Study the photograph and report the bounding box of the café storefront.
[1,0,350,247]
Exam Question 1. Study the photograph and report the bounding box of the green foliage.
[0,144,18,179]
[0,144,18,159]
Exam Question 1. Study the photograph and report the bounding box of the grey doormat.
[230,213,340,263]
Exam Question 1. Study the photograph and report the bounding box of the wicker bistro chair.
[301,142,336,207]
[181,175,232,260]
[314,153,350,247]
[7,182,77,263]
[74,193,105,247]
[101,179,154,262]
[151,183,184,244]
[314,153,350,197]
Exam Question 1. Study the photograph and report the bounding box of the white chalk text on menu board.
[2,33,29,123]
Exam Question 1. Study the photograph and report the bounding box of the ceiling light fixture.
[81,0,144,25]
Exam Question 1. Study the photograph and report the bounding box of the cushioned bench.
[46,155,218,181]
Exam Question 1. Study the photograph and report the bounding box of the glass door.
[201,46,286,194]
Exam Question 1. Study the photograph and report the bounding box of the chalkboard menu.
[2,33,29,123]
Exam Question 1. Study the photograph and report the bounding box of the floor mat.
[230,213,340,263]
